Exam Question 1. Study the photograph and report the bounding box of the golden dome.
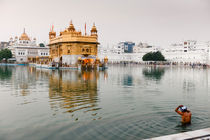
[19,29,30,41]
[68,20,75,32]
[91,23,97,33]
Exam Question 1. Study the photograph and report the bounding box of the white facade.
[98,42,159,63]
[8,30,49,63]
[98,40,210,64]
[163,40,209,64]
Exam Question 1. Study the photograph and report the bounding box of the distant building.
[8,29,49,63]
[0,42,9,50]
[162,40,209,64]
[98,42,158,63]
[133,42,152,53]
[99,40,210,64]
[118,41,135,53]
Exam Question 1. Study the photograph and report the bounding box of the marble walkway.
[146,128,210,140]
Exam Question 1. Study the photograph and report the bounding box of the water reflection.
[183,80,195,92]
[123,75,133,86]
[1,66,210,140]
[12,67,50,97]
[0,66,12,80]
[49,70,101,119]
[143,67,165,80]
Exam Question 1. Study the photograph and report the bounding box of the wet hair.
[182,109,187,112]
[180,106,187,112]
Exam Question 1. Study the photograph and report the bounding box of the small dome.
[19,29,30,41]
[91,23,97,33]
[68,20,75,32]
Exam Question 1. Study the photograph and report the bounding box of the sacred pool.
[0,65,210,140]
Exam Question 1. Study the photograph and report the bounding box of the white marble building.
[162,40,209,64]
[8,29,49,63]
[98,42,159,63]
[98,40,210,64]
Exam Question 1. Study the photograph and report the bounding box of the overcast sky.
[0,0,210,47]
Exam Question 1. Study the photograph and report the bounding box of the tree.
[0,49,12,61]
[142,52,153,61]
[39,43,45,47]
[142,51,166,61]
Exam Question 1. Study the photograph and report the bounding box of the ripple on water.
[44,113,189,140]
[1,66,210,140]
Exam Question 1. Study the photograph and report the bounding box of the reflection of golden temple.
[48,70,100,116]
[46,21,108,70]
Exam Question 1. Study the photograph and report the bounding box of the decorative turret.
[49,25,56,39]
[68,20,75,32]
[19,28,30,41]
[91,23,97,37]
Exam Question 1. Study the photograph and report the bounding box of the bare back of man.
[175,105,191,124]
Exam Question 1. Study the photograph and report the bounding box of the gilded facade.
[48,21,99,66]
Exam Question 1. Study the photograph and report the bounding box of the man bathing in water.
[175,105,191,124]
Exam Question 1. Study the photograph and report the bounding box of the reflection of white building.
[8,29,49,63]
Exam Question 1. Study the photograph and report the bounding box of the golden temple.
[48,21,102,68]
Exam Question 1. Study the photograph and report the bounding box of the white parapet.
[146,128,210,140]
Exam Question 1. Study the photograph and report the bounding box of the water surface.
[0,65,210,140]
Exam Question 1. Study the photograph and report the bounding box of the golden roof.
[91,23,97,33]
[68,20,75,32]
[19,29,30,41]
